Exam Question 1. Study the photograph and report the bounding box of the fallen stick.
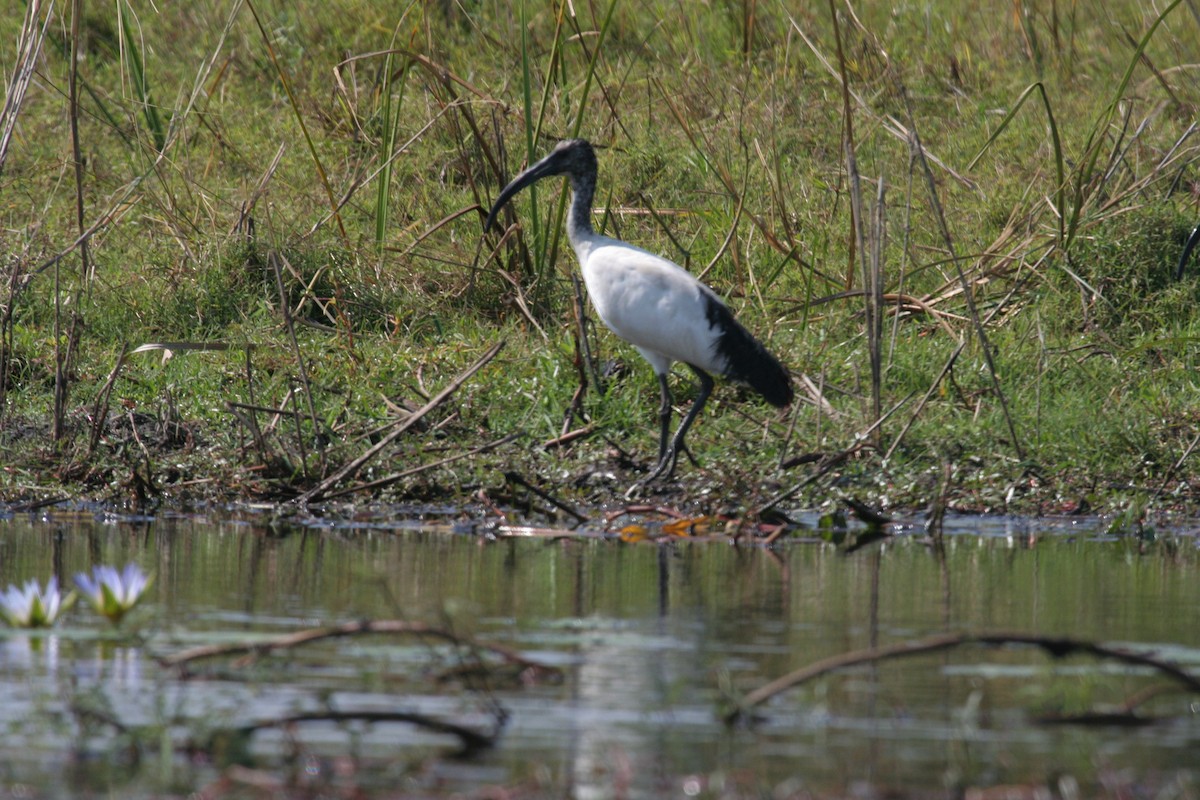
[296,340,504,503]
[756,392,913,521]
[504,470,588,525]
[320,432,519,500]
[543,425,595,449]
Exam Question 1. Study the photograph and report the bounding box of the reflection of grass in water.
[0,517,1196,793]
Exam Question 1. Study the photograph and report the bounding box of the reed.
[1063,0,1187,254]
[118,1,166,153]
[374,21,413,254]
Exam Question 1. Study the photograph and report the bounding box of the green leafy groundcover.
[2,2,1200,520]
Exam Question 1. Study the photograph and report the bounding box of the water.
[0,507,1197,798]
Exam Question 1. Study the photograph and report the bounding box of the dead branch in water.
[230,708,501,754]
[726,630,1200,724]
[163,616,536,760]
[159,617,559,683]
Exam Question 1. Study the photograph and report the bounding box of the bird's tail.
[706,300,793,407]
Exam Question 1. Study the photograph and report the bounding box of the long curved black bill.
[482,150,567,233]
[1176,223,1200,281]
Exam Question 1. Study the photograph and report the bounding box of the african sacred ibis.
[483,139,793,486]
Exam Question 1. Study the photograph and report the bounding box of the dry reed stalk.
[244,0,349,246]
[86,345,130,457]
[0,0,52,176]
[269,252,326,476]
[903,89,1024,461]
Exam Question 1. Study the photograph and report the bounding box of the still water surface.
[0,508,1197,798]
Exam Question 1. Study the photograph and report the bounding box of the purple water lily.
[74,563,153,624]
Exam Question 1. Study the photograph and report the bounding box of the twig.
[1121,28,1186,113]
[654,79,818,277]
[830,0,862,291]
[129,340,237,356]
[798,373,838,418]
[883,340,966,462]
[28,0,240,286]
[756,392,914,518]
[867,176,886,436]
[0,0,52,176]
[504,471,588,525]
[230,141,284,236]
[307,105,454,239]
[635,192,691,267]
[726,630,1200,724]
[925,458,952,546]
[567,272,600,429]
[391,203,481,262]
[320,432,519,500]
[784,10,975,189]
[86,344,130,457]
[244,0,348,245]
[697,160,748,282]
[603,504,689,526]
[800,290,965,335]
[296,340,505,503]
[544,425,596,449]
[1119,682,1191,714]
[226,401,301,420]
[4,497,68,513]
[1154,430,1200,500]
[54,0,89,443]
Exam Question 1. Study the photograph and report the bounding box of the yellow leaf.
[618,524,649,543]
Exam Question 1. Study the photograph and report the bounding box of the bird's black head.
[541,138,598,180]
[483,139,599,233]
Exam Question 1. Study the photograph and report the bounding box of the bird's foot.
[624,450,677,499]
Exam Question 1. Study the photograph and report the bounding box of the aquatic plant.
[74,563,153,624]
[0,577,74,629]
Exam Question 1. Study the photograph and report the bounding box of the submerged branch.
[233,708,500,754]
[159,617,559,681]
[727,630,1200,724]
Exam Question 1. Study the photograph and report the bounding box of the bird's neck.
[565,171,597,249]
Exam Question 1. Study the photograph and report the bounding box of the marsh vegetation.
[2,2,1200,518]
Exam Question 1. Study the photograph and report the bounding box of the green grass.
[2,1,1200,517]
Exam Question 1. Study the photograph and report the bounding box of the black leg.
[664,366,713,478]
[627,366,713,498]
[656,372,672,464]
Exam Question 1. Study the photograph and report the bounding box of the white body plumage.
[572,235,726,377]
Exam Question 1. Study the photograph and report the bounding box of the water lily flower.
[74,563,153,624]
[0,577,74,628]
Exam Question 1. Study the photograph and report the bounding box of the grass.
[2,1,1200,519]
